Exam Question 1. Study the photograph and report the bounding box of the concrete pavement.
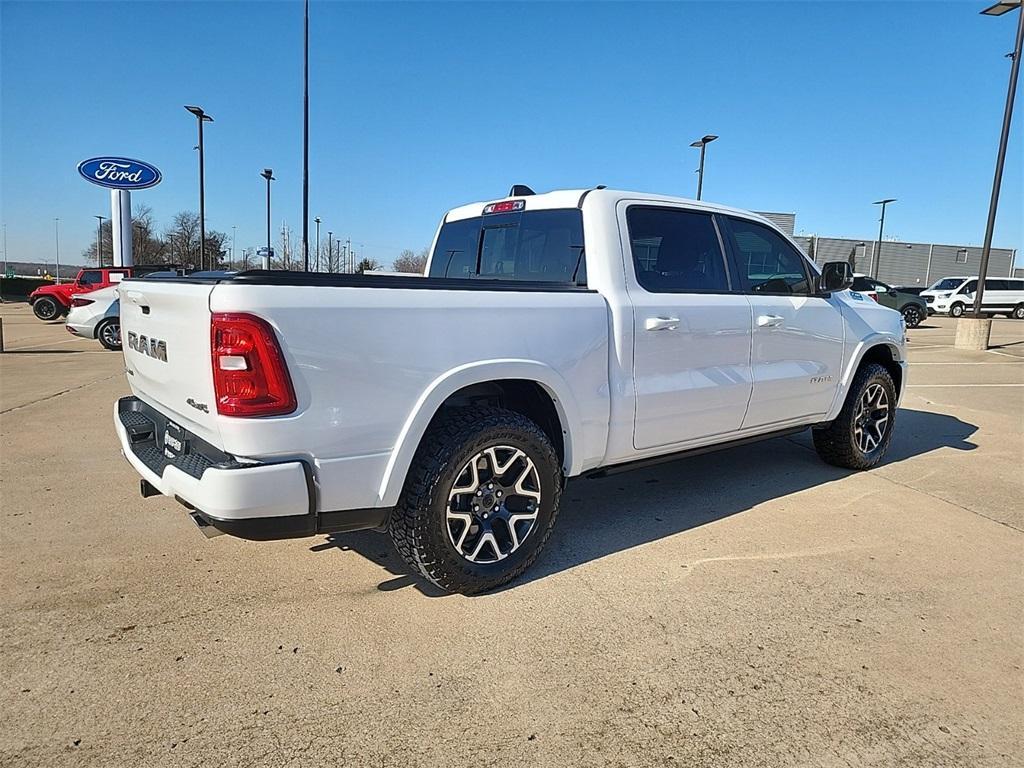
[1,304,1021,767]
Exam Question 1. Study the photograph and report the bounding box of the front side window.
[960,280,977,294]
[78,270,103,286]
[726,217,811,295]
[626,207,729,293]
[428,209,584,283]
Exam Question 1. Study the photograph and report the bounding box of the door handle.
[645,317,680,331]
[757,314,784,328]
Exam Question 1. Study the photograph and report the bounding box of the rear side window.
[626,207,729,293]
[984,279,1007,291]
[725,217,811,295]
[428,209,584,283]
[851,276,875,292]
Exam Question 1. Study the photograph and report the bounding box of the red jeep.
[29,266,175,321]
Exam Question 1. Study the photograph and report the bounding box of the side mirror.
[819,261,853,293]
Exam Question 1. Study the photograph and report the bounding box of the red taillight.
[483,199,525,215]
[210,313,296,417]
[71,297,94,307]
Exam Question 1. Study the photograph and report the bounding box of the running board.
[583,426,809,479]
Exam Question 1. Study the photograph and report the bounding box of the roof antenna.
[508,184,535,197]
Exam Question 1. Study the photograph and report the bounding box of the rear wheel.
[389,406,562,594]
[96,318,121,350]
[901,304,923,328]
[32,297,63,321]
[1012,304,1024,320]
[813,363,896,470]
[949,302,966,318]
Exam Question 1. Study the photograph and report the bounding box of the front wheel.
[32,297,63,321]
[949,302,966,318]
[901,304,923,328]
[389,407,562,594]
[813,363,897,470]
[96,318,121,350]
[1012,304,1024,320]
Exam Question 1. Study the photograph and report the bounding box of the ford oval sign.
[77,157,162,190]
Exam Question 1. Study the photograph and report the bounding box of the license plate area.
[164,420,189,459]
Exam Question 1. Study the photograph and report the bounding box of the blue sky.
[2,0,1021,268]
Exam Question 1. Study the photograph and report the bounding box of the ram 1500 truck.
[113,187,906,594]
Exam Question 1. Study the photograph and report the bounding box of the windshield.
[929,278,965,291]
[429,208,585,283]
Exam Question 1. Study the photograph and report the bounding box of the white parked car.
[65,285,122,350]
[112,187,907,593]
[920,276,1024,318]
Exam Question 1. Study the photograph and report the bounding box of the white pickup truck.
[114,187,906,593]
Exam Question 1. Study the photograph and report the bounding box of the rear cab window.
[625,206,730,293]
[429,208,585,284]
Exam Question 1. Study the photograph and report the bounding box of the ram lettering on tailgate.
[127,331,168,362]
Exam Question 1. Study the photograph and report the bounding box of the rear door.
[624,204,753,450]
[721,216,845,430]
[119,278,221,445]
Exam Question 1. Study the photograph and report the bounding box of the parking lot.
[1,302,1021,767]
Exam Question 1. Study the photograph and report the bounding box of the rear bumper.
[113,396,389,540]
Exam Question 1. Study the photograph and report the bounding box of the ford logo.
[77,156,162,190]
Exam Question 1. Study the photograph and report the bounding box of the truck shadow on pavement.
[313,408,977,597]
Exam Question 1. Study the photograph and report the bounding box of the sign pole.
[110,189,133,267]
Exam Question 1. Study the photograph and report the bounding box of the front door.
[624,204,754,450]
[721,216,845,430]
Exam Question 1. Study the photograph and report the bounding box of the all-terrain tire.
[32,297,63,321]
[950,302,966,318]
[96,318,121,351]
[388,406,562,594]
[812,363,897,470]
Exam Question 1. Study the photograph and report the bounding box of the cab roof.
[443,187,780,230]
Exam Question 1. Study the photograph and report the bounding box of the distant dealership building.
[755,212,1018,287]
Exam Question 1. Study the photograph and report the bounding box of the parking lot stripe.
[907,384,1024,388]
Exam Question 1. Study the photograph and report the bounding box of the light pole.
[261,168,275,269]
[302,0,310,272]
[54,218,61,283]
[971,0,1023,326]
[689,134,718,200]
[94,215,105,267]
[315,216,321,272]
[872,199,896,279]
[185,105,213,270]
[327,231,333,273]
[232,225,237,266]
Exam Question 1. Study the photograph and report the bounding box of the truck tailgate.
[119,279,221,446]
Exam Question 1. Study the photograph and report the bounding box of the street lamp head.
[262,168,275,181]
[185,105,213,121]
[981,0,1021,16]
[873,198,897,205]
[691,135,718,148]
[315,216,321,224]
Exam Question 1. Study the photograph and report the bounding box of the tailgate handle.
[122,290,150,313]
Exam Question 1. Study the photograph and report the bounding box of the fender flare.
[826,336,905,420]
[376,359,583,507]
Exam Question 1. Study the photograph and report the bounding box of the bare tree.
[355,257,381,274]
[82,203,166,265]
[164,211,202,268]
[393,248,428,274]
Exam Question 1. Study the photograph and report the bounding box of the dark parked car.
[851,275,928,327]
[892,285,926,296]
